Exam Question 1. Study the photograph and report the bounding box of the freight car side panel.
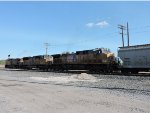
[118,45,150,69]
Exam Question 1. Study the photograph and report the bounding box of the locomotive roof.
[76,48,111,54]
[33,55,49,57]
[52,54,61,58]
[23,57,32,60]
[33,55,44,58]
[76,48,101,53]
[7,58,20,60]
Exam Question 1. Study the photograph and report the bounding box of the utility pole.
[44,43,50,56]
[118,24,126,47]
[127,22,130,46]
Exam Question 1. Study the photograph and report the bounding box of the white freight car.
[118,44,150,73]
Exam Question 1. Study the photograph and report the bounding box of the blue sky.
[0,1,150,59]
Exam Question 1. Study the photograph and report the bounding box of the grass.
[0,60,5,65]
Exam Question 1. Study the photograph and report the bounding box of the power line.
[45,24,149,49]
[129,25,150,31]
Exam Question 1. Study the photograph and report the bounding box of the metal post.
[122,28,124,47]
[127,22,130,46]
[44,43,50,56]
[118,24,126,47]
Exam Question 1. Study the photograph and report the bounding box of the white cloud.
[86,22,94,27]
[95,21,109,28]
[86,21,109,28]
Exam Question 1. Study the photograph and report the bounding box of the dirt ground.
[0,69,150,113]
[0,65,4,68]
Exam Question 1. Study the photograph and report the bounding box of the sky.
[0,1,150,59]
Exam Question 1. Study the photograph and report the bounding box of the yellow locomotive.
[5,48,118,72]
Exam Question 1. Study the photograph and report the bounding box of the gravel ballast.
[0,69,150,113]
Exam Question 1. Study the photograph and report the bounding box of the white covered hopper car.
[118,44,150,73]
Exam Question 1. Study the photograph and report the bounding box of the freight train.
[5,44,150,74]
[5,48,119,73]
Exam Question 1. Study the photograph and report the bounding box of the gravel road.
[0,69,150,113]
